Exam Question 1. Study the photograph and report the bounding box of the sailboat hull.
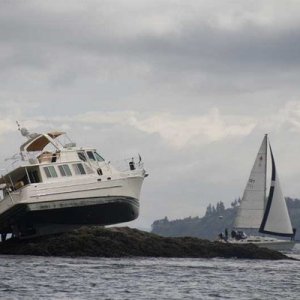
[228,236,296,252]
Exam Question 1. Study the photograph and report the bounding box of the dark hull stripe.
[0,196,139,232]
[258,229,294,238]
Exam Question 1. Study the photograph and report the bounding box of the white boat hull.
[228,236,296,252]
[0,175,144,237]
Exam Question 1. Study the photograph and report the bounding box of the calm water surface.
[0,245,299,299]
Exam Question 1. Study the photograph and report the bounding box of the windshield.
[94,152,104,162]
[77,152,87,162]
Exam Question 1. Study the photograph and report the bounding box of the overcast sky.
[1,1,300,229]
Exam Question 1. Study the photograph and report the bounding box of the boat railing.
[1,152,145,177]
[1,154,21,176]
[112,155,145,173]
[0,151,42,175]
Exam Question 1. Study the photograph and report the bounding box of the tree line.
[151,198,300,240]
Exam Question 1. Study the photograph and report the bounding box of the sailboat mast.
[263,134,268,210]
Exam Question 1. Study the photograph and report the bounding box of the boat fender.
[97,168,103,176]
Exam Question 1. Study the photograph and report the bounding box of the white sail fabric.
[235,135,267,229]
[259,148,294,236]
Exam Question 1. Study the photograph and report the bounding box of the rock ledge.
[0,226,291,260]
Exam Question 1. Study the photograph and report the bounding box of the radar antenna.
[16,121,39,139]
[16,121,21,131]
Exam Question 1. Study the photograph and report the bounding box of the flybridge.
[1,129,77,175]
[19,131,76,153]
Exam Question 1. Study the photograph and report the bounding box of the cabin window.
[87,151,96,161]
[43,166,58,178]
[58,165,72,177]
[28,170,41,183]
[77,152,87,162]
[72,163,86,175]
[85,164,94,174]
[94,152,104,162]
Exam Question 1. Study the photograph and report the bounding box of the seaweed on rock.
[0,226,290,260]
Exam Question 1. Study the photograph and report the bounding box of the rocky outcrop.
[0,226,291,260]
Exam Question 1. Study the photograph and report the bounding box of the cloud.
[277,102,300,131]
[1,1,300,227]
[23,109,255,148]
[127,108,256,147]
[5,100,300,150]
[2,1,300,78]
[1,1,300,116]
[0,119,16,136]
[255,101,300,132]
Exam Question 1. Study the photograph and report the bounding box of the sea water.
[0,245,299,300]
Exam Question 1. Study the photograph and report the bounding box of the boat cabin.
[0,130,107,194]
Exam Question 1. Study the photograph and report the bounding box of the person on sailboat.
[224,228,228,241]
[231,230,237,239]
[218,232,224,240]
[235,231,247,240]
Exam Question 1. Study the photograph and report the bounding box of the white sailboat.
[229,134,296,251]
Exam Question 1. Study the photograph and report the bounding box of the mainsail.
[259,145,294,237]
[235,135,267,229]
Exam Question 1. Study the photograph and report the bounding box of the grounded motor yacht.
[0,125,147,239]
